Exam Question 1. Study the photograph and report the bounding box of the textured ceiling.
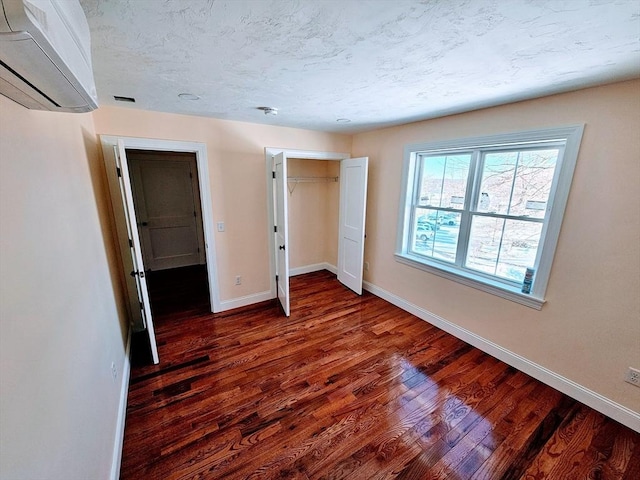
[80,0,640,133]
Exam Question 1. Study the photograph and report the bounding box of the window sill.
[394,252,545,310]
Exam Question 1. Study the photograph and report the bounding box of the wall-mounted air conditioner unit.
[0,0,98,112]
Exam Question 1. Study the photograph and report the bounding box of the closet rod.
[287,176,338,183]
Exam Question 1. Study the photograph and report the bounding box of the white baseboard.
[110,329,132,480]
[231,265,337,312]
[219,290,273,312]
[324,263,337,275]
[363,280,640,433]
[290,262,337,276]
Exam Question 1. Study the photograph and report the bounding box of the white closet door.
[337,157,369,295]
[274,152,290,316]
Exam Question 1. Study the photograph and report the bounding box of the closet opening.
[287,158,341,279]
[267,148,368,317]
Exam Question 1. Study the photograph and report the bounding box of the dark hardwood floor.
[120,270,640,479]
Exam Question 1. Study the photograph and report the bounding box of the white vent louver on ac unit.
[0,0,98,112]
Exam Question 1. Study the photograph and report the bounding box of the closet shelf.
[287,176,338,183]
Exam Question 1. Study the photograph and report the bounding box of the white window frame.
[395,125,584,309]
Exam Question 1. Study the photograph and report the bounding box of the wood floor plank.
[518,404,604,479]
[119,268,640,480]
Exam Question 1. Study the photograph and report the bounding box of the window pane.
[412,208,460,263]
[508,149,559,219]
[477,151,518,214]
[419,154,471,209]
[477,149,559,218]
[496,220,543,282]
[431,212,461,263]
[465,216,542,282]
[466,216,503,275]
[411,209,436,254]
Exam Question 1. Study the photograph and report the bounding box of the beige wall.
[92,107,351,301]
[352,79,640,414]
[0,96,129,479]
[287,159,340,270]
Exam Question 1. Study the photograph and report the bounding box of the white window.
[396,125,584,309]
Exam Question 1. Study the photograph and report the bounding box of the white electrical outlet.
[235,275,241,285]
[217,222,225,232]
[111,361,117,381]
[626,367,640,387]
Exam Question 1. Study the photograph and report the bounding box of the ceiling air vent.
[114,95,135,103]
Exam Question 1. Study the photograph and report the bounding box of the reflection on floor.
[121,270,640,479]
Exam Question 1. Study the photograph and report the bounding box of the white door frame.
[102,135,222,313]
[265,148,350,299]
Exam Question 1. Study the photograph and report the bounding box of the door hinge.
[274,226,277,233]
[139,302,144,310]
[116,166,122,178]
[128,238,133,248]
[193,211,197,218]
[272,171,276,179]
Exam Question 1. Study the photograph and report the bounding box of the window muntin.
[398,126,584,307]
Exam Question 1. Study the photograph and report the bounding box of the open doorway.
[126,149,211,313]
[101,136,221,366]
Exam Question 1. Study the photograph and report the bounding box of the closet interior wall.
[287,159,340,273]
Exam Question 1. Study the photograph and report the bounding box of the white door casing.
[100,135,221,318]
[129,152,205,271]
[115,140,159,364]
[337,157,369,295]
[274,152,291,316]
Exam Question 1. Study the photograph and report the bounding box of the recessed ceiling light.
[178,93,200,100]
[257,106,278,116]
[336,118,351,123]
[114,95,135,103]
